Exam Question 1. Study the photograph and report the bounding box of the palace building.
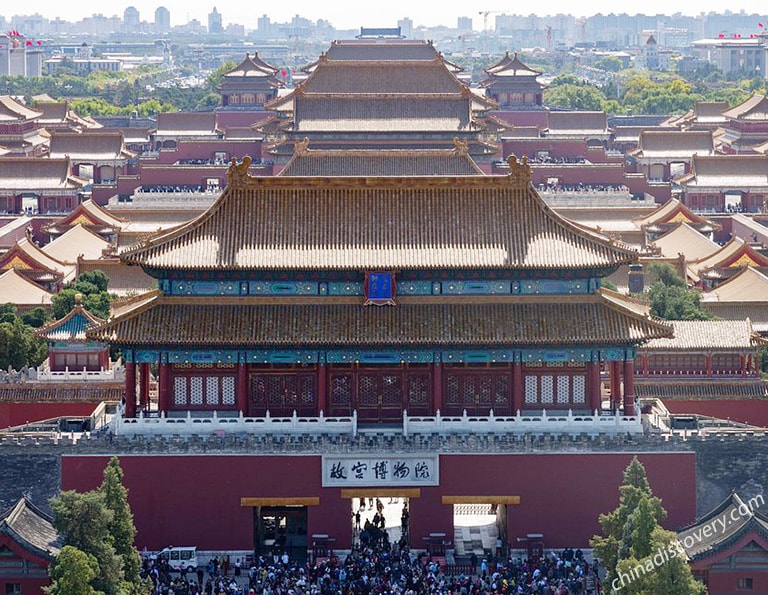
[57,156,699,558]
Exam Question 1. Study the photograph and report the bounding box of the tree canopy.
[48,457,150,595]
[51,270,113,320]
[646,262,714,320]
[0,304,48,369]
[591,457,706,595]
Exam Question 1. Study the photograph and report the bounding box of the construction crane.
[478,10,504,33]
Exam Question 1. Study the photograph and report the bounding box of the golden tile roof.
[88,293,671,347]
[48,130,135,161]
[652,222,720,261]
[278,145,483,177]
[639,319,761,351]
[122,156,636,272]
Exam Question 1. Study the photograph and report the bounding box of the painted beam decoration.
[322,455,439,487]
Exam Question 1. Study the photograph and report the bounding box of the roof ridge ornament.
[228,156,252,188]
[506,154,531,188]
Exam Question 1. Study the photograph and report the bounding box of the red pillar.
[741,354,747,377]
[512,361,523,415]
[237,362,249,415]
[317,363,327,415]
[139,363,150,409]
[124,362,137,418]
[158,360,170,414]
[587,361,601,413]
[432,362,443,414]
[623,359,635,416]
[705,354,713,377]
[609,361,621,413]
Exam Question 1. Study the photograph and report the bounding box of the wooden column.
[158,360,170,414]
[237,362,249,415]
[512,361,523,415]
[609,361,621,413]
[124,362,137,418]
[317,363,327,415]
[432,362,443,414]
[705,354,713,377]
[139,363,150,409]
[623,359,635,416]
[587,361,601,413]
[741,354,747,377]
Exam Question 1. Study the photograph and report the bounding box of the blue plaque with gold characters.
[364,272,396,306]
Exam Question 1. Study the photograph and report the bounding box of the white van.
[158,546,198,573]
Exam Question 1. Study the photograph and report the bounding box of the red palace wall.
[0,402,99,429]
[62,451,695,552]
[663,399,768,429]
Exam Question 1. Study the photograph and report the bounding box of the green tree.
[0,311,48,369]
[591,457,667,586]
[592,457,706,594]
[45,545,102,595]
[51,271,113,320]
[646,262,714,320]
[100,458,147,593]
[49,490,124,595]
[545,83,607,110]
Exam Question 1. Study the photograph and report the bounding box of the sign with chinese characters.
[322,455,439,487]
[364,272,396,306]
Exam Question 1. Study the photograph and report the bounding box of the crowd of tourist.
[142,540,603,595]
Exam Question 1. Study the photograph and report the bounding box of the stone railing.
[403,409,642,436]
[112,408,642,437]
[35,366,124,382]
[113,409,359,437]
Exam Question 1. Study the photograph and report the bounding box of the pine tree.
[591,457,705,594]
[99,457,149,594]
[44,545,101,595]
[49,490,124,595]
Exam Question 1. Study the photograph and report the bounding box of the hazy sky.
[5,1,768,31]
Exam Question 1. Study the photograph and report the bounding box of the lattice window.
[267,376,283,407]
[174,377,186,405]
[381,375,401,405]
[206,377,219,405]
[300,376,315,405]
[249,376,267,406]
[478,376,492,405]
[190,377,203,405]
[359,375,378,406]
[557,376,570,404]
[524,376,538,403]
[573,375,586,403]
[222,376,235,405]
[331,375,352,405]
[407,374,430,406]
[541,375,554,404]
[495,376,509,404]
[283,377,300,407]
[445,375,460,404]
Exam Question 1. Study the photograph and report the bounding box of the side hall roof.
[122,156,636,273]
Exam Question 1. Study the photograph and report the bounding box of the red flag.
[25,40,31,46]
[759,22,764,27]
[281,69,287,76]
[718,33,725,38]
[36,40,41,45]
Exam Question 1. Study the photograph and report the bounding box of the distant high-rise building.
[208,7,223,34]
[155,6,171,33]
[457,16,473,33]
[123,6,140,31]
[397,17,413,38]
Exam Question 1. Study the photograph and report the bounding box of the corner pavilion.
[91,156,671,425]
